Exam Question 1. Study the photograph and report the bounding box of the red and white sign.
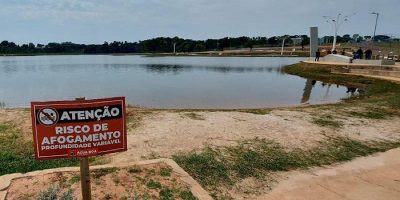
[31,97,127,160]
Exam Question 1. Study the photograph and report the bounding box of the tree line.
[0,35,310,55]
[1,34,393,55]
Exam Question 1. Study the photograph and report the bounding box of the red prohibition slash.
[37,107,59,126]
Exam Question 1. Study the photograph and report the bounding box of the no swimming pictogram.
[37,108,59,126]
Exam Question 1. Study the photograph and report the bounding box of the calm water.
[0,55,358,108]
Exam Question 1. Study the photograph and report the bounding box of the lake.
[0,55,358,108]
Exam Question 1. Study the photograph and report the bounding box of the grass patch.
[238,109,271,115]
[159,167,173,177]
[128,166,143,174]
[60,188,74,200]
[312,115,343,128]
[347,108,393,119]
[182,113,205,120]
[179,190,197,200]
[0,122,80,176]
[146,179,162,189]
[159,188,173,200]
[37,185,59,200]
[91,167,118,179]
[173,148,231,188]
[174,137,400,199]
[69,175,80,184]
[0,123,11,132]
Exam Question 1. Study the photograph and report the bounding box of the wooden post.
[80,157,91,200]
[76,97,92,200]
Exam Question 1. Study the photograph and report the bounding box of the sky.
[0,0,399,44]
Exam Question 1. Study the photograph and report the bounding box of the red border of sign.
[31,97,127,160]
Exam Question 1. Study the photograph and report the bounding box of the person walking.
[315,49,320,62]
[365,49,372,60]
[357,48,364,59]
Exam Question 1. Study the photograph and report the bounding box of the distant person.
[327,50,332,54]
[332,50,337,54]
[341,50,345,55]
[353,50,361,59]
[311,80,317,86]
[315,49,320,61]
[346,87,357,95]
[357,48,364,59]
[365,49,372,60]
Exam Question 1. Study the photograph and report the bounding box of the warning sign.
[31,97,127,160]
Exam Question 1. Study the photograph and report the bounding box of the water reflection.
[141,64,285,74]
[0,63,286,74]
[301,79,316,104]
[301,79,361,104]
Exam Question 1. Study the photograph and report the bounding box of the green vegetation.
[174,137,400,199]
[182,113,205,120]
[159,167,173,177]
[59,189,74,200]
[174,148,231,188]
[69,175,80,184]
[146,179,162,189]
[347,107,393,119]
[37,185,59,200]
[179,190,197,200]
[159,188,173,200]
[239,108,271,115]
[128,166,143,174]
[0,36,308,55]
[313,115,343,128]
[91,167,118,179]
[0,122,80,176]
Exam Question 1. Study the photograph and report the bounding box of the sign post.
[31,97,127,200]
[76,97,91,200]
[80,156,91,200]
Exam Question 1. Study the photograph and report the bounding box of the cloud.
[0,0,398,43]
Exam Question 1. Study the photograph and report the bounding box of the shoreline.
[0,51,309,58]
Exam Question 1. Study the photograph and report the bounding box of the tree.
[267,37,279,46]
[373,35,390,42]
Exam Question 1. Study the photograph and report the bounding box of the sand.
[1,108,399,163]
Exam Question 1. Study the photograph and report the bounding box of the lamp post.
[323,13,355,52]
[371,12,379,40]
[281,38,286,56]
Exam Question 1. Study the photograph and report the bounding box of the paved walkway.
[333,72,400,83]
[303,60,400,84]
[261,148,400,200]
[303,60,400,68]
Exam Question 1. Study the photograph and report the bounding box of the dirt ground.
[1,108,400,163]
[116,109,400,163]
[6,163,193,200]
